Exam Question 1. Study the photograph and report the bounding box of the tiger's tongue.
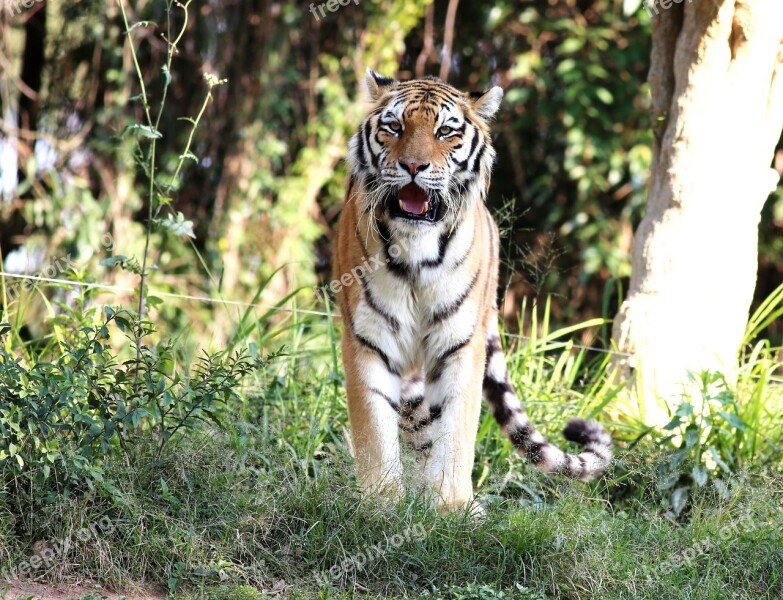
[398,183,429,215]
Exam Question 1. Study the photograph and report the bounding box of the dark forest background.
[1,0,781,349]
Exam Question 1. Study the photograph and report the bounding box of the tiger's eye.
[438,125,453,136]
[388,122,402,133]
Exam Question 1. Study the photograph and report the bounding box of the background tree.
[1,0,781,362]
[612,0,783,421]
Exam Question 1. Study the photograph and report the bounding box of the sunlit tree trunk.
[612,0,783,423]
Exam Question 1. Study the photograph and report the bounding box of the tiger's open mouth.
[389,183,445,222]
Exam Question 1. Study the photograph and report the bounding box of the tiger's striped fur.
[334,71,612,510]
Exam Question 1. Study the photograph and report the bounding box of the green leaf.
[692,465,708,487]
[155,212,197,239]
[710,447,732,474]
[100,256,128,267]
[718,411,745,431]
[595,88,614,104]
[670,487,689,516]
[668,449,686,470]
[122,124,162,140]
[161,64,172,87]
[658,472,680,491]
[676,402,693,418]
[100,255,141,274]
[555,58,577,75]
[146,296,164,308]
[558,38,584,54]
[684,427,699,448]
[663,416,682,431]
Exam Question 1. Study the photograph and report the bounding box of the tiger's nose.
[399,159,430,175]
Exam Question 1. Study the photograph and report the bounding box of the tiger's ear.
[365,69,397,101]
[469,87,504,120]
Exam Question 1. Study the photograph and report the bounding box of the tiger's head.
[348,70,503,228]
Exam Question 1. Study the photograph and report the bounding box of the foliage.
[636,285,783,516]
[745,282,783,346]
[2,0,779,344]
[656,372,753,517]
[208,585,263,600]
[0,282,780,595]
[0,301,269,506]
[406,0,653,323]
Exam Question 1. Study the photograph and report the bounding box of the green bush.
[655,371,765,517]
[0,305,269,506]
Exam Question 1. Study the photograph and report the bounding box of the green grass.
[1,423,780,599]
[1,288,782,599]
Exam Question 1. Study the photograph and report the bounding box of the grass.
[1,294,782,599]
[1,423,781,599]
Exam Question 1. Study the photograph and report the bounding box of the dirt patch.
[1,581,166,600]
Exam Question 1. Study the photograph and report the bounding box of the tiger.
[333,70,612,511]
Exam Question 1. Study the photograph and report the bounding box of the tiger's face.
[348,71,503,227]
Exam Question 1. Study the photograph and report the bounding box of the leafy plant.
[656,371,750,517]
[0,304,271,504]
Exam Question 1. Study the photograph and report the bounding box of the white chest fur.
[353,213,478,374]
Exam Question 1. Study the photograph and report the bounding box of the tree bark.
[612,0,783,423]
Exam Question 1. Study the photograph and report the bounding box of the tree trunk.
[612,0,783,424]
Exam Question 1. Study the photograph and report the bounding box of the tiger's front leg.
[342,329,404,498]
[416,337,486,511]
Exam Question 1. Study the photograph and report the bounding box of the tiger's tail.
[482,330,612,481]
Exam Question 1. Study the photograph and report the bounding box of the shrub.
[0,306,270,506]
